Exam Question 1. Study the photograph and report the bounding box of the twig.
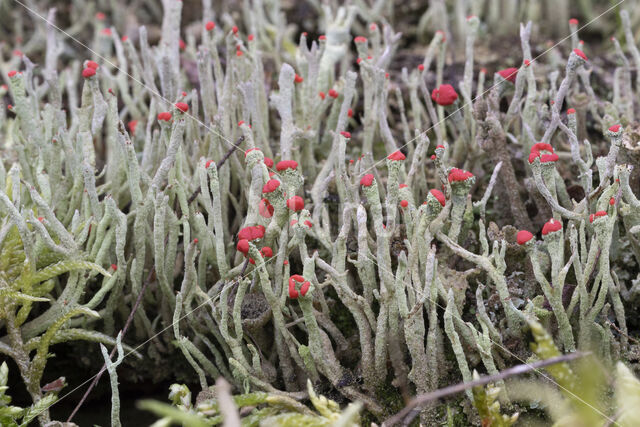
[217,135,245,169]
[382,351,591,426]
[606,321,640,345]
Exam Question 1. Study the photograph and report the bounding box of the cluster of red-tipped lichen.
[528,142,559,164]
[448,168,474,182]
[288,275,310,299]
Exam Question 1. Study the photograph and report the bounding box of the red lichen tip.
[276,160,298,171]
[232,26,238,34]
[259,198,274,218]
[238,225,265,241]
[400,199,409,208]
[388,150,406,161]
[370,23,377,31]
[524,59,531,67]
[354,36,367,43]
[205,21,215,31]
[448,168,474,182]
[287,195,305,211]
[340,131,351,139]
[360,174,375,187]
[111,264,118,270]
[429,189,446,206]
[610,197,615,206]
[567,108,576,114]
[347,108,353,118]
[95,12,106,20]
[399,183,408,189]
[121,36,128,42]
[431,84,458,106]
[101,28,112,36]
[264,157,274,168]
[430,154,436,160]
[573,48,587,61]
[294,74,303,83]
[516,230,534,245]
[205,160,214,169]
[540,153,559,163]
[328,89,339,99]
[173,102,188,113]
[82,67,96,78]
[288,275,305,298]
[248,34,254,41]
[318,91,326,100]
[569,18,579,25]
[542,218,562,235]
[8,70,18,78]
[418,64,425,71]
[237,239,250,254]
[37,216,44,222]
[609,124,621,133]
[318,35,326,41]
[86,60,99,69]
[262,179,281,193]
[533,142,553,152]
[128,120,138,134]
[497,67,518,83]
[589,211,608,223]
[261,246,273,257]
[304,220,313,228]
[436,144,445,149]
[300,281,310,296]
[157,112,172,121]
